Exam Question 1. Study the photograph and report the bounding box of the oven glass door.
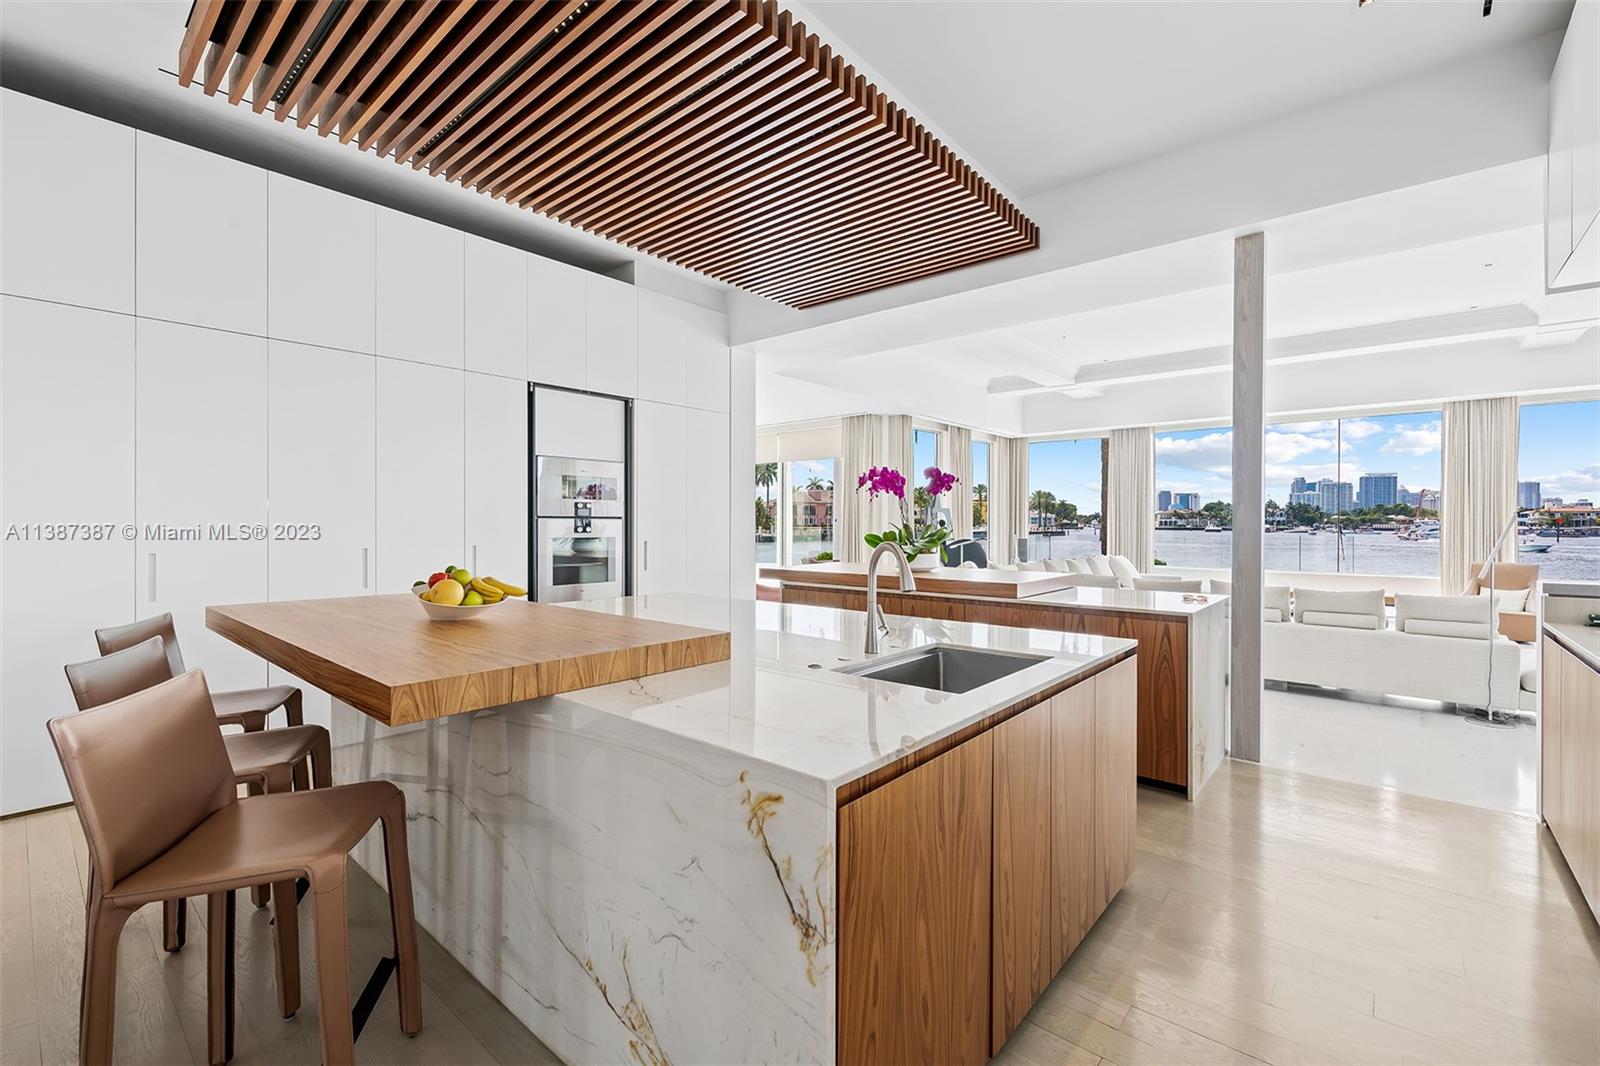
[536,457,625,519]
[538,519,624,602]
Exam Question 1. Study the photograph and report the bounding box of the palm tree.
[805,475,825,490]
[755,462,778,514]
[1030,489,1056,530]
[973,483,988,529]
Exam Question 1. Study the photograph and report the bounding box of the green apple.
[462,590,484,607]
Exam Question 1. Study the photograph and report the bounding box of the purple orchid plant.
[857,464,958,561]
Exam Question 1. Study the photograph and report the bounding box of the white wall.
[0,89,742,815]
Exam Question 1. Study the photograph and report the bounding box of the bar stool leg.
[312,873,356,1066]
[206,890,236,1065]
[162,896,187,952]
[283,688,304,728]
[80,895,132,1066]
[270,878,301,1018]
[381,794,422,1036]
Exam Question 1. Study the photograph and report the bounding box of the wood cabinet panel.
[1095,658,1139,906]
[839,731,991,1066]
[992,700,1053,1054]
[1051,681,1097,968]
[1542,636,1565,836]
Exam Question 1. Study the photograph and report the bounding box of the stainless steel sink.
[835,644,1051,694]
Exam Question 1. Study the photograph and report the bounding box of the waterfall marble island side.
[209,593,1139,1064]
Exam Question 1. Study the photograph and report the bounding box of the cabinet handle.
[472,544,478,574]
[643,540,649,570]
[362,547,370,590]
[147,553,157,602]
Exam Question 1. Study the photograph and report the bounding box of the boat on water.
[1400,519,1441,541]
[1204,523,1225,533]
[1519,535,1553,554]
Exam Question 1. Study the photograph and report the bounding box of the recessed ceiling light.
[1484,262,1494,268]
[1358,0,1375,7]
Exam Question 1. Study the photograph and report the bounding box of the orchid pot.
[856,465,958,569]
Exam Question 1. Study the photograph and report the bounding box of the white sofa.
[1261,588,1526,711]
[998,554,1169,591]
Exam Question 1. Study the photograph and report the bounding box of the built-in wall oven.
[535,455,626,602]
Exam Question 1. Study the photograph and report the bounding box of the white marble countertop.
[526,594,1136,791]
[1023,584,1227,617]
[1545,622,1600,674]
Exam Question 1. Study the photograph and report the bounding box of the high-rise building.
[1157,489,1172,512]
[1173,491,1201,511]
[1545,496,1565,508]
[1518,481,1542,510]
[1399,488,1421,508]
[1290,476,1309,495]
[1358,472,1399,508]
[1315,479,1353,513]
[1417,488,1442,512]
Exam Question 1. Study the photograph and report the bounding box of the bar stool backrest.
[65,635,175,710]
[48,669,236,885]
[96,613,186,679]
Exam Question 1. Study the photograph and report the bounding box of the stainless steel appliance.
[535,456,627,602]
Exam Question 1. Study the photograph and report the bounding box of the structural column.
[1230,233,1265,762]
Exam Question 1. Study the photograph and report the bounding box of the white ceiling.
[804,0,1576,197]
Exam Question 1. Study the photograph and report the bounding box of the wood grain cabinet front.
[1542,633,1600,923]
[838,655,1140,1065]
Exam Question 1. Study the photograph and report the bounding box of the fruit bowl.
[415,596,503,621]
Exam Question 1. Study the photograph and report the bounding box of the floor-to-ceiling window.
[786,458,835,563]
[972,439,991,542]
[755,462,778,564]
[1153,426,1233,569]
[1026,437,1103,560]
[1518,398,1600,580]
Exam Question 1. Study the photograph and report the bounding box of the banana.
[483,576,526,597]
[468,578,505,602]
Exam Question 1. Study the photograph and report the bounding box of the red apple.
[427,571,449,587]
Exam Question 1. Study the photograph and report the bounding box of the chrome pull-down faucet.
[864,540,917,655]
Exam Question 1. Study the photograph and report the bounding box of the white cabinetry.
[530,256,587,389]
[1,89,134,312]
[268,342,376,727]
[376,358,464,592]
[377,207,464,367]
[1548,0,1599,291]
[633,400,687,595]
[465,234,528,378]
[267,174,376,353]
[465,373,530,587]
[585,273,638,397]
[137,133,267,334]
[684,408,732,595]
[135,319,269,692]
[638,290,728,411]
[1,298,136,814]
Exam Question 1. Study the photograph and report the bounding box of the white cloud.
[1380,420,1442,457]
[1532,464,1600,499]
[1341,418,1386,441]
[1264,429,1336,464]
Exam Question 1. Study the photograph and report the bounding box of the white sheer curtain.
[837,415,876,563]
[1441,397,1519,593]
[990,436,1029,565]
[1106,426,1155,571]
[878,414,914,533]
[948,426,973,539]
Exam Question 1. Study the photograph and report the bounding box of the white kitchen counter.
[329,595,1133,1065]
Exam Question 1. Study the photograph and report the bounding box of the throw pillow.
[1018,560,1047,572]
[1405,618,1491,640]
[1108,555,1142,588]
[1293,587,1384,623]
[1043,558,1072,573]
[1394,594,1491,631]
[1477,587,1531,614]
[1086,555,1114,577]
[1299,610,1381,630]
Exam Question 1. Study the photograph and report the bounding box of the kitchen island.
[762,562,1229,798]
[209,592,1138,1064]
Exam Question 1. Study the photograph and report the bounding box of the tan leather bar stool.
[49,669,421,1066]
[65,635,334,948]
[95,613,303,733]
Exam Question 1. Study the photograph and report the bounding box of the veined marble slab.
[332,595,1133,1065]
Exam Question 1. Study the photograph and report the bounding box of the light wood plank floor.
[3,761,1596,1065]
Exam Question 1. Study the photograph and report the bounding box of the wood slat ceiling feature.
[177,0,1038,308]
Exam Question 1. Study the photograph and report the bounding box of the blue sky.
[1029,438,1103,512]
[1519,399,1600,502]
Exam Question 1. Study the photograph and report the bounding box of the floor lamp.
[1467,512,1520,728]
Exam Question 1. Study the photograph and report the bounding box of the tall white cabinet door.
[377,208,464,368]
[135,319,269,692]
[376,358,464,592]
[0,90,134,313]
[586,274,638,398]
[0,298,135,814]
[635,290,687,406]
[529,256,586,389]
[267,174,376,353]
[136,133,267,334]
[465,373,530,589]
[683,408,731,595]
[683,308,731,413]
[632,400,687,595]
[268,342,376,728]
[465,234,528,379]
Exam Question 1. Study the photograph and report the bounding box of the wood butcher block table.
[206,594,731,726]
[757,561,1081,598]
